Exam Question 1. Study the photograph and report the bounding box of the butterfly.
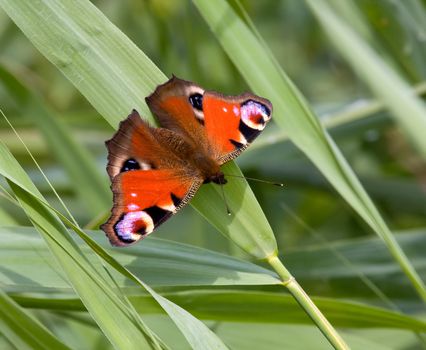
[101,76,272,246]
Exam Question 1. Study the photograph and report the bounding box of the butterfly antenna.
[224,174,284,187]
[220,184,232,216]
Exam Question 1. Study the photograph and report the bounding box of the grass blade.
[306,0,426,157]
[284,229,426,303]
[0,138,230,350]
[12,290,426,332]
[192,0,426,302]
[0,64,110,216]
[0,287,71,350]
[0,140,155,349]
[0,226,280,294]
[163,290,426,331]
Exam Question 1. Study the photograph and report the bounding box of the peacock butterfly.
[101,76,272,246]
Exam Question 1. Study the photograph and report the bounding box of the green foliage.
[0,0,425,349]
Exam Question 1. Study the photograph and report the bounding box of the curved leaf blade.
[0,288,71,350]
[192,0,426,301]
[0,226,280,294]
[0,141,156,349]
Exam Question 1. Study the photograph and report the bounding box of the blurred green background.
[0,0,425,349]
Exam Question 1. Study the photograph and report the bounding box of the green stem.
[268,255,350,350]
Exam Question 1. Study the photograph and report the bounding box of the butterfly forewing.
[145,77,207,148]
[202,92,272,163]
[145,77,272,164]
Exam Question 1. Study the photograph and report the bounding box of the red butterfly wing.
[202,91,272,164]
[145,77,272,165]
[102,170,201,246]
[145,77,209,155]
[101,110,202,246]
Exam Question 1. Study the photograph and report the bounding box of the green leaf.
[164,290,426,331]
[143,284,229,350]
[0,226,280,294]
[215,323,394,350]
[283,229,426,302]
[306,0,426,157]
[0,287,71,350]
[0,140,230,350]
[0,64,110,216]
[0,141,155,349]
[192,0,426,301]
[12,290,426,332]
[250,82,426,152]
[355,0,426,80]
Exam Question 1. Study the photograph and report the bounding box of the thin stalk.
[268,255,350,350]
[380,232,426,302]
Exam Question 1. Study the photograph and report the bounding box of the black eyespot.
[121,158,140,172]
[189,93,203,111]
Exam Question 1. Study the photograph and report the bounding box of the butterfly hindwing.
[102,109,203,246]
[101,170,201,246]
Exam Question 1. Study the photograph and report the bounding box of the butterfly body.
[101,76,272,246]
